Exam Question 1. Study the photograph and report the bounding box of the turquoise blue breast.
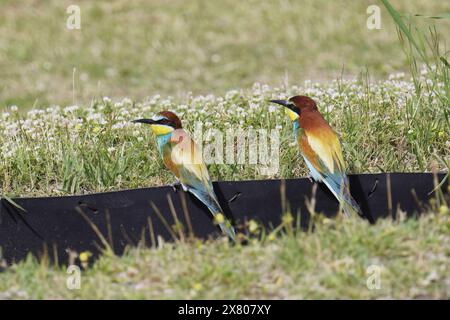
[292,120,300,138]
[155,133,172,156]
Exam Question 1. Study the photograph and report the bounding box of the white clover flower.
[3,150,14,159]
[268,105,277,113]
[150,94,161,103]
[87,113,102,121]
[107,147,116,153]
[325,105,334,112]
[236,107,244,114]
[122,97,132,105]
[111,122,127,130]
[64,105,79,113]
[249,102,259,110]
[225,90,239,100]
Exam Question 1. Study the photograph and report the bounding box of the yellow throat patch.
[285,108,299,121]
[150,124,174,136]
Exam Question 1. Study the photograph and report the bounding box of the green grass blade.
[440,56,450,69]
[1,195,27,213]
[380,0,427,62]
[414,13,450,20]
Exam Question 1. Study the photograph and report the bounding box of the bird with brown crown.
[270,96,362,218]
[133,111,236,240]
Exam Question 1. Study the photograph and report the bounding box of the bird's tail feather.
[204,195,236,240]
[188,188,236,240]
[322,178,362,218]
[341,195,363,218]
[211,212,236,240]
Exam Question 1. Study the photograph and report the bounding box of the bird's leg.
[170,180,181,192]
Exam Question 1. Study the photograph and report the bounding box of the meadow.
[0,0,449,299]
[0,77,449,197]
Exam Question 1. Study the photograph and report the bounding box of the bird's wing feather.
[169,130,214,195]
[302,127,345,175]
[299,127,347,192]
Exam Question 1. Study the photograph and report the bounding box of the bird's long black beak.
[269,99,298,114]
[132,118,156,125]
[269,99,290,107]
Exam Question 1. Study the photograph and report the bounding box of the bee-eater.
[270,96,362,218]
[133,111,236,240]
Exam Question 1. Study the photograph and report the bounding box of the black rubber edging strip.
[0,172,447,265]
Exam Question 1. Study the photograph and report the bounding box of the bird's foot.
[307,175,314,183]
[170,181,181,192]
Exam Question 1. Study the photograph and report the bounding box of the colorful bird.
[270,96,362,218]
[133,111,236,240]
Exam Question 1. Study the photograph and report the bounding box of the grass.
[0,0,449,300]
[381,0,449,108]
[1,206,449,299]
[0,77,448,197]
[1,1,448,197]
[0,0,448,108]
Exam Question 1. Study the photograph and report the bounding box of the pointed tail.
[322,177,363,219]
[341,194,363,219]
[211,211,236,241]
[187,188,236,241]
